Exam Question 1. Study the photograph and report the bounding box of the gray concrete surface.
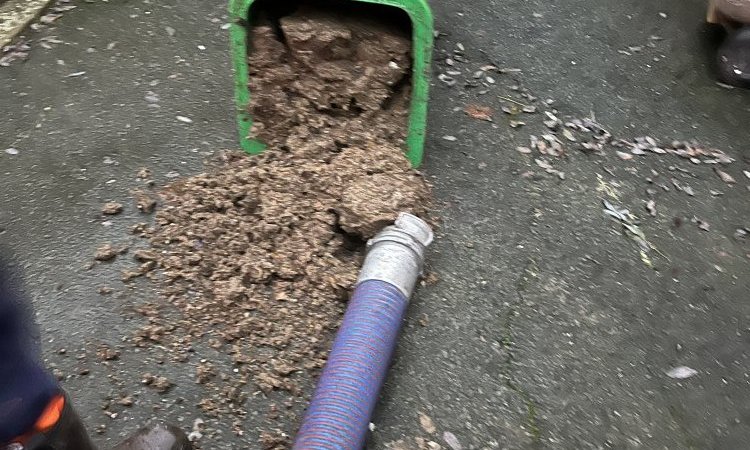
[2,0,750,449]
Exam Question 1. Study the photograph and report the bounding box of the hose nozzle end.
[358,212,434,298]
[394,213,434,248]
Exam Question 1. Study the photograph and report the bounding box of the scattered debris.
[666,366,698,379]
[176,115,193,124]
[543,111,562,130]
[645,200,656,217]
[388,438,442,450]
[603,200,661,268]
[187,418,205,442]
[535,158,565,180]
[101,202,123,215]
[714,168,736,184]
[443,431,462,450]
[691,217,710,232]
[97,345,120,361]
[136,168,152,180]
[464,104,493,121]
[196,362,216,384]
[438,74,456,86]
[442,135,457,142]
[562,128,576,142]
[419,412,437,434]
[94,244,127,262]
[132,190,157,213]
[4,148,19,156]
[142,373,173,393]
[120,262,155,282]
[0,40,32,66]
[117,396,134,407]
[616,151,633,161]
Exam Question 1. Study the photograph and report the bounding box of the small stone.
[95,244,125,262]
[135,167,151,180]
[98,286,114,295]
[101,202,123,215]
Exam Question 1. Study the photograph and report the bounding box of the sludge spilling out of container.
[228,0,434,167]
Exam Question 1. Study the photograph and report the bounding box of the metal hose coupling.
[357,213,434,298]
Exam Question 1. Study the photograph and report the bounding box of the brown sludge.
[126,8,430,448]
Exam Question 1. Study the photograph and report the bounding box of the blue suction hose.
[293,213,434,450]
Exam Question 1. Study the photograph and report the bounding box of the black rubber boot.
[21,395,96,450]
[717,25,750,88]
[11,394,192,450]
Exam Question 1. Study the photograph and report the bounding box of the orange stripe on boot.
[33,395,65,433]
[9,395,66,445]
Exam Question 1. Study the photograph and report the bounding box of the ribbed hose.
[293,279,408,449]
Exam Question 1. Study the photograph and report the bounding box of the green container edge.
[228,0,434,168]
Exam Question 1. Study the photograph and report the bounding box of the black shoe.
[717,26,750,88]
[12,393,191,450]
[111,424,192,450]
[21,394,97,450]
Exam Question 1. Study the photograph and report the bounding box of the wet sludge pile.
[121,6,431,448]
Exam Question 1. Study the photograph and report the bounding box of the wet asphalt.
[2,0,750,449]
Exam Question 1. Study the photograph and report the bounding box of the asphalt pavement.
[1,0,750,449]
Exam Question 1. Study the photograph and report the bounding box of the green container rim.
[228,0,434,167]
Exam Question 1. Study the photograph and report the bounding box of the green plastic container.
[228,0,434,167]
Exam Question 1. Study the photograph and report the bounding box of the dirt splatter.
[142,373,173,393]
[94,243,127,262]
[101,202,124,215]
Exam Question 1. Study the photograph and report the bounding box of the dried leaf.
[714,168,736,184]
[646,200,656,217]
[438,74,456,86]
[419,412,437,434]
[443,432,462,450]
[516,146,532,154]
[640,250,653,268]
[744,170,750,180]
[535,159,552,170]
[562,128,576,142]
[616,151,633,161]
[464,104,493,121]
[509,120,525,128]
[692,217,710,232]
[666,366,698,379]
